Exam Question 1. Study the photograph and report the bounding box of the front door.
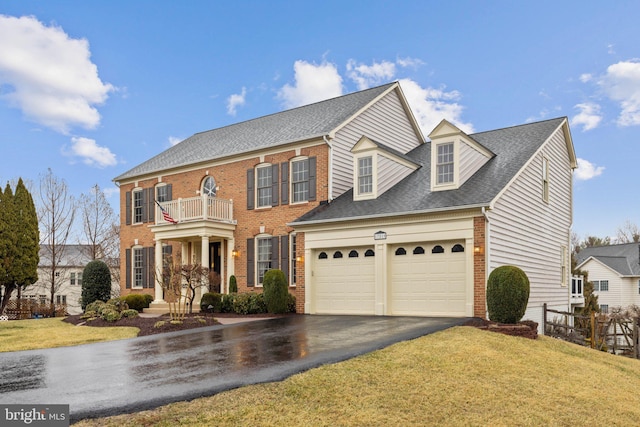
[209,242,222,292]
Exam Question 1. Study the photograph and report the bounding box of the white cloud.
[396,56,425,68]
[226,87,246,116]
[277,60,343,109]
[598,60,640,126]
[571,102,602,131]
[168,136,182,147]
[399,78,474,135]
[65,137,117,167]
[579,73,593,83]
[574,158,604,181]
[347,59,396,90]
[0,15,113,133]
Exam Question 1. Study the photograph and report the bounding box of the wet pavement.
[0,315,468,422]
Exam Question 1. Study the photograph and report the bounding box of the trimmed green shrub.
[121,309,139,318]
[85,300,107,315]
[232,293,252,315]
[81,260,112,311]
[286,293,296,313]
[123,294,151,311]
[249,292,266,314]
[263,269,288,314]
[221,294,236,313]
[229,275,238,293]
[201,292,222,313]
[101,308,121,322]
[487,265,530,324]
[143,294,153,307]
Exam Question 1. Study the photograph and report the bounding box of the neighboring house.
[576,243,640,313]
[19,245,119,315]
[113,81,577,330]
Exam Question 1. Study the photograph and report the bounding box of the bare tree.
[78,184,120,284]
[38,168,76,315]
[158,252,208,320]
[615,220,640,244]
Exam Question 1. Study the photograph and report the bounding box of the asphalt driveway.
[0,315,468,423]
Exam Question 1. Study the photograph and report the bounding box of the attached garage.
[390,241,467,316]
[313,247,376,314]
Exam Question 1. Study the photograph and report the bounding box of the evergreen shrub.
[200,292,222,313]
[263,269,288,314]
[486,265,530,324]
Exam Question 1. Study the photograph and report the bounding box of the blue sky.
[1,1,639,241]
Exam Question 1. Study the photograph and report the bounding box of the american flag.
[155,200,178,224]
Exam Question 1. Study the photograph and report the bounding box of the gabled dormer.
[428,120,494,192]
[351,135,420,201]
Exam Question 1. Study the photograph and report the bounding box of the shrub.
[286,293,296,313]
[263,269,288,314]
[81,260,112,311]
[143,294,153,307]
[249,292,266,314]
[121,309,139,318]
[232,293,252,315]
[201,292,222,313]
[101,309,121,322]
[221,294,236,313]
[487,265,530,324]
[229,275,238,293]
[85,300,107,315]
[123,294,151,311]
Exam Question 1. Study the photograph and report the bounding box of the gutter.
[323,135,333,201]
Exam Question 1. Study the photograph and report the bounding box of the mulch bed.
[464,317,538,340]
[63,312,289,337]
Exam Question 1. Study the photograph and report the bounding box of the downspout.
[482,206,490,272]
[323,135,333,201]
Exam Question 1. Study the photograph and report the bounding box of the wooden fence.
[3,299,67,320]
[543,303,640,358]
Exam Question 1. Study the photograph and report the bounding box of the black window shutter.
[280,235,289,283]
[281,162,289,205]
[145,246,155,289]
[247,169,254,210]
[309,156,317,201]
[125,192,131,225]
[167,184,172,201]
[146,188,155,222]
[247,238,255,287]
[125,248,131,289]
[271,164,279,206]
[271,236,279,269]
[141,188,148,223]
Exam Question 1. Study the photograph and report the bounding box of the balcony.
[570,275,585,306]
[155,195,235,225]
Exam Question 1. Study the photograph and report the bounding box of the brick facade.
[473,215,486,318]
[118,143,328,313]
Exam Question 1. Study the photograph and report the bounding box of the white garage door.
[313,247,376,314]
[390,242,467,316]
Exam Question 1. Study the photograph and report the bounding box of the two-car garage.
[311,241,468,317]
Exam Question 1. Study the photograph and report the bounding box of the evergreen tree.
[13,179,39,290]
[0,184,17,314]
[81,260,112,310]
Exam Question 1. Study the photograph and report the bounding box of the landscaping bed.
[464,317,538,339]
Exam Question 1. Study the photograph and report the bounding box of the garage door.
[313,247,375,314]
[390,242,467,316]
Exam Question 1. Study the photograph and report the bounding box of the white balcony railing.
[156,195,235,225]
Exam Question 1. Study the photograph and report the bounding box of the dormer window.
[358,157,373,194]
[437,143,454,184]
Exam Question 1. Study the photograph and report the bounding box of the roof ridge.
[470,116,567,137]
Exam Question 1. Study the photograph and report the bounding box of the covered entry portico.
[146,197,237,312]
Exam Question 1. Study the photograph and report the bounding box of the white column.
[154,239,165,303]
[197,236,209,307]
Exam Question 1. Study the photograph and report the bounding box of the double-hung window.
[437,143,454,184]
[133,247,144,288]
[593,280,609,292]
[257,237,272,285]
[133,190,144,223]
[257,166,272,208]
[358,157,373,194]
[292,159,309,202]
[156,184,169,202]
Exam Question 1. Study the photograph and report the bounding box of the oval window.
[333,251,343,259]
[364,249,375,257]
[202,176,217,197]
[452,244,465,253]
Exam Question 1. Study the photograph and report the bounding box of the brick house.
[114,82,577,327]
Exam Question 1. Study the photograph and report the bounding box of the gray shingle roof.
[576,243,640,276]
[292,117,567,224]
[114,83,397,181]
[38,245,94,267]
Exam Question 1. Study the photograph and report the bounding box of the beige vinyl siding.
[583,259,626,308]
[331,90,422,199]
[378,154,413,196]
[460,140,490,184]
[488,126,572,325]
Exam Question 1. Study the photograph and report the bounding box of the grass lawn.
[0,317,139,352]
[72,326,640,426]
